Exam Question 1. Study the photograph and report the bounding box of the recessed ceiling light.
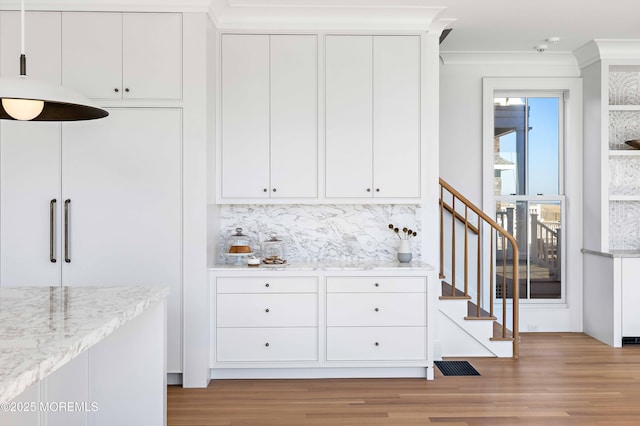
[546,37,560,44]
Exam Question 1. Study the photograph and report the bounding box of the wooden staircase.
[439,178,519,359]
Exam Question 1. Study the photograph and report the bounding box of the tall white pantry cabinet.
[0,10,193,374]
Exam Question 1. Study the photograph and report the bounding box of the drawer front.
[327,293,425,326]
[217,327,318,362]
[217,277,318,293]
[217,294,318,327]
[326,327,426,361]
[326,277,425,293]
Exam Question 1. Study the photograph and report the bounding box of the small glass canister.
[261,233,286,265]
[225,227,255,265]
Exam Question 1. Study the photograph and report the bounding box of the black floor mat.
[435,360,480,376]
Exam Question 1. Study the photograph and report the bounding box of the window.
[493,94,564,300]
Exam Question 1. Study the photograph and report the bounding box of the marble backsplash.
[217,204,422,263]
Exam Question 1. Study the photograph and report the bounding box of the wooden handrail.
[439,177,519,359]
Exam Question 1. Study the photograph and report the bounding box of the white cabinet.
[0,109,183,373]
[622,258,640,337]
[61,12,182,100]
[325,276,427,361]
[210,270,434,377]
[214,276,319,362]
[220,34,317,200]
[0,122,61,285]
[325,35,420,199]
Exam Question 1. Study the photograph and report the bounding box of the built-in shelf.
[609,105,640,111]
[609,150,640,156]
[609,195,640,201]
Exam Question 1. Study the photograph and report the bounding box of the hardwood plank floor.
[168,333,640,425]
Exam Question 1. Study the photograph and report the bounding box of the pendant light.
[0,0,108,121]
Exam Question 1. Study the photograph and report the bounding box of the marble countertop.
[0,286,168,404]
[210,260,435,271]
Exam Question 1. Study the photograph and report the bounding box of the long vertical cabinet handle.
[50,199,57,263]
[64,199,71,263]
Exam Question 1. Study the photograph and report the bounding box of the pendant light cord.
[20,0,25,54]
[19,0,26,76]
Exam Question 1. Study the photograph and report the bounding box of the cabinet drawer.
[326,277,425,293]
[217,277,318,293]
[326,327,426,361]
[217,294,318,327]
[327,293,425,326]
[217,327,318,362]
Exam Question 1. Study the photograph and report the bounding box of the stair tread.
[440,279,513,342]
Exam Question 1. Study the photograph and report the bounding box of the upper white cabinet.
[0,11,61,83]
[325,36,372,199]
[62,12,182,100]
[220,34,317,200]
[325,35,421,199]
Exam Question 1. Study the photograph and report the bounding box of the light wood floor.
[168,333,640,425]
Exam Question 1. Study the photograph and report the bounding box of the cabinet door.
[622,258,640,336]
[373,36,421,198]
[61,108,182,372]
[1,11,61,83]
[220,34,270,198]
[0,12,63,286]
[270,35,317,198]
[325,35,373,198]
[61,12,122,99]
[122,13,182,100]
[0,122,61,286]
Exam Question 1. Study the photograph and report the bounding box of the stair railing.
[439,178,520,359]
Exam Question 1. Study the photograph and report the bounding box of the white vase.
[397,239,412,263]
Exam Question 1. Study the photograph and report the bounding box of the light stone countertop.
[0,286,169,404]
[582,249,640,258]
[210,260,435,271]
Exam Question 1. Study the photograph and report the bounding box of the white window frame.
[482,77,583,330]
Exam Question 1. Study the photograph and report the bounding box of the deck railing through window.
[439,178,520,359]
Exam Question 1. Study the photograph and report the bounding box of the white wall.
[439,52,580,207]
[439,53,583,333]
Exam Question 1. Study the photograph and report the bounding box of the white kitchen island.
[0,286,168,426]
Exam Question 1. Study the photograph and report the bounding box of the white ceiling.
[431,0,640,53]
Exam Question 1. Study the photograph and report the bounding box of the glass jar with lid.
[225,227,255,264]
[261,233,286,265]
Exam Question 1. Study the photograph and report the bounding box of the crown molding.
[574,39,640,69]
[440,51,578,67]
[209,0,445,31]
[428,17,454,38]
